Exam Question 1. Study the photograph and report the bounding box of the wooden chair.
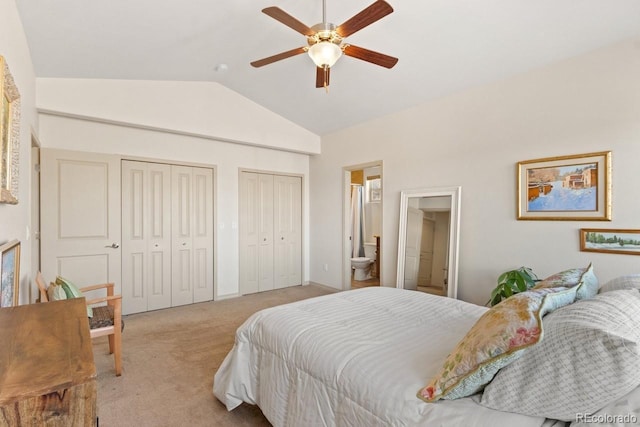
[36,272,123,376]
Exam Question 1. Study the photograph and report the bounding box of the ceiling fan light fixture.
[308,41,342,68]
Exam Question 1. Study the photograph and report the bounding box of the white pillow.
[480,289,640,422]
[599,274,640,293]
[570,385,640,426]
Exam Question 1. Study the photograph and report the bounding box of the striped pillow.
[480,289,640,421]
[599,274,640,293]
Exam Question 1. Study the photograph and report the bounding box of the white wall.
[37,114,310,298]
[37,78,320,154]
[0,0,38,304]
[310,38,640,305]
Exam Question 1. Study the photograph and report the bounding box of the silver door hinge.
[34,163,41,173]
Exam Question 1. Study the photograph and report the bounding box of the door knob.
[182,242,187,246]
[281,237,284,240]
[263,238,267,241]
[105,243,120,249]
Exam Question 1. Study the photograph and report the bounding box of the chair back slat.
[35,272,49,302]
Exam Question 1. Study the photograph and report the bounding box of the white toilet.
[351,257,373,281]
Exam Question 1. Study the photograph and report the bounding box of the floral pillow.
[533,262,598,300]
[418,286,578,402]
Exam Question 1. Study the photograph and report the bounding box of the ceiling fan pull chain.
[324,65,330,93]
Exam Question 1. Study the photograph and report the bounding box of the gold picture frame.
[517,151,611,221]
[580,229,640,256]
[0,55,21,204]
[0,239,21,307]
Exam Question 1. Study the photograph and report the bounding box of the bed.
[215,271,640,427]
[214,287,566,426]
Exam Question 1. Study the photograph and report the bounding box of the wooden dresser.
[0,298,97,426]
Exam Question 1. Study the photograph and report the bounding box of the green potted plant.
[487,266,540,306]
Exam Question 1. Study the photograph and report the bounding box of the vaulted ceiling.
[16,0,640,136]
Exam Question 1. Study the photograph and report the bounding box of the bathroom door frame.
[342,161,383,290]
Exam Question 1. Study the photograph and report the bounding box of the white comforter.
[214,287,556,427]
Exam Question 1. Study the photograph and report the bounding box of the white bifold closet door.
[121,161,172,314]
[273,174,302,289]
[171,165,214,307]
[239,171,301,295]
[121,161,213,314]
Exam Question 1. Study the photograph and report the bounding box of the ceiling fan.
[250,0,398,91]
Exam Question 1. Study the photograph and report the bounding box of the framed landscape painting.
[0,55,21,205]
[581,229,640,256]
[517,151,611,220]
[0,239,20,307]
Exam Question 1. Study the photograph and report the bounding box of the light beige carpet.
[93,284,335,426]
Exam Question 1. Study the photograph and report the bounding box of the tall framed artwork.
[0,239,21,307]
[0,55,21,204]
[517,151,611,221]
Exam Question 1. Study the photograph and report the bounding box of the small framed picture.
[0,239,20,307]
[580,229,640,256]
[517,151,611,220]
[367,175,381,203]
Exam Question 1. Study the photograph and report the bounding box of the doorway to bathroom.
[343,162,383,290]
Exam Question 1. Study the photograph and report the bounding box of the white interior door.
[40,148,122,297]
[274,175,301,289]
[403,207,423,290]
[417,217,435,286]
[122,161,172,314]
[30,146,40,303]
[432,212,451,288]
[192,167,214,303]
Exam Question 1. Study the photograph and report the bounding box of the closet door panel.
[147,163,172,311]
[239,172,259,294]
[122,161,149,314]
[288,176,302,287]
[192,167,214,303]
[171,165,194,307]
[122,161,172,314]
[273,176,290,289]
[258,174,274,292]
[274,176,302,289]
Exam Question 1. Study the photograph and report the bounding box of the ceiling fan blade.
[262,7,315,36]
[316,66,330,88]
[336,1,393,38]
[250,47,307,68]
[343,44,398,68]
